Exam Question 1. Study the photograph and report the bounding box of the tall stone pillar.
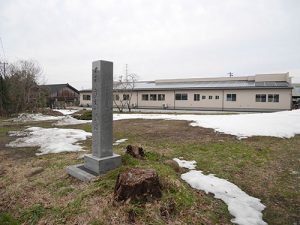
[66,60,121,181]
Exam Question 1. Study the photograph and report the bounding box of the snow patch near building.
[13,113,64,122]
[174,158,267,225]
[7,127,92,155]
[114,110,300,139]
[53,109,79,115]
[54,116,91,126]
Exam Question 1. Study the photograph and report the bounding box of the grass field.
[0,116,299,225]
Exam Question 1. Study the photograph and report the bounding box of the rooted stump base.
[126,145,145,159]
[114,168,162,202]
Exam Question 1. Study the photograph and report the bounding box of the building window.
[256,94,266,102]
[158,94,165,101]
[227,94,236,101]
[142,94,149,101]
[202,95,206,100]
[194,94,200,101]
[268,94,279,102]
[150,94,157,101]
[113,94,119,101]
[123,94,129,100]
[215,95,219,99]
[83,94,91,100]
[175,93,188,100]
[209,96,213,100]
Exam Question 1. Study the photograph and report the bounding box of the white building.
[80,73,293,112]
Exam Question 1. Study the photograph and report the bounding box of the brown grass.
[0,118,299,224]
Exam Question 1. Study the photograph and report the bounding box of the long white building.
[80,73,293,112]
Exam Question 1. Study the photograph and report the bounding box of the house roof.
[129,80,292,91]
[41,83,79,94]
[80,73,293,92]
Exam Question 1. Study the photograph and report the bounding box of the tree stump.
[126,145,145,159]
[114,168,162,202]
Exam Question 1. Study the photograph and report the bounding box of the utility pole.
[0,61,8,77]
[228,72,233,77]
[125,64,128,76]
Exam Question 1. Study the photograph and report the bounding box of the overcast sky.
[1,0,300,89]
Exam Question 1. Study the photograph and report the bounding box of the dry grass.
[0,117,299,225]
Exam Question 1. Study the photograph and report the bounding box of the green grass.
[0,213,20,225]
[20,204,45,225]
[0,117,299,224]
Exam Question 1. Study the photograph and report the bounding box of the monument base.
[84,153,121,174]
[66,153,121,182]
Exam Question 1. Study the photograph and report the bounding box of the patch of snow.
[173,158,197,169]
[11,113,91,126]
[6,127,92,155]
[113,138,128,146]
[54,116,91,126]
[8,130,28,137]
[113,110,300,139]
[53,109,79,115]
[13,113,63,122]
[77,154,85,159]
[174,158,267,225]
[290,170,299,175]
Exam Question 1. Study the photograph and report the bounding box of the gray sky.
[1,0,300,90]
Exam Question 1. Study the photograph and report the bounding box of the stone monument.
[66,60,121,181]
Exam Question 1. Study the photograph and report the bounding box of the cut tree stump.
[126,145,145,159]
[114,168,162,202]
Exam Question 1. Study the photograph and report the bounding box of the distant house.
[41,83,79,108]
[79,89,92,107]
[80,73,293,112]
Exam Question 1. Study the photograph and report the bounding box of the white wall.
[79,88,292,111]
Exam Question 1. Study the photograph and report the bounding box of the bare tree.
[113,73,138,112]
[2,60,44,115]
[0,62,9,115]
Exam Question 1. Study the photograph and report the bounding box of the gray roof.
[41,83,79,94]
[80,80,292,92]
[118,80,292,91]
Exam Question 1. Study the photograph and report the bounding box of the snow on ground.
[174,158,267,225]
[113,138,128,146]
[11,109,300,138]
[53,109,79,115]
[54,116,91,126]
[11,113,90,125]
[7,127,92,155]
[13,113,64,122]
[173,158,197,169]
[114,109,300,139]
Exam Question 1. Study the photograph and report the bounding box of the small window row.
[194,94,220,101]
[113,94,129,101]
[256,94,279,103]
[142,94,165,101]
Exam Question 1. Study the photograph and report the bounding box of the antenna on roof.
[228,72,234,77]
